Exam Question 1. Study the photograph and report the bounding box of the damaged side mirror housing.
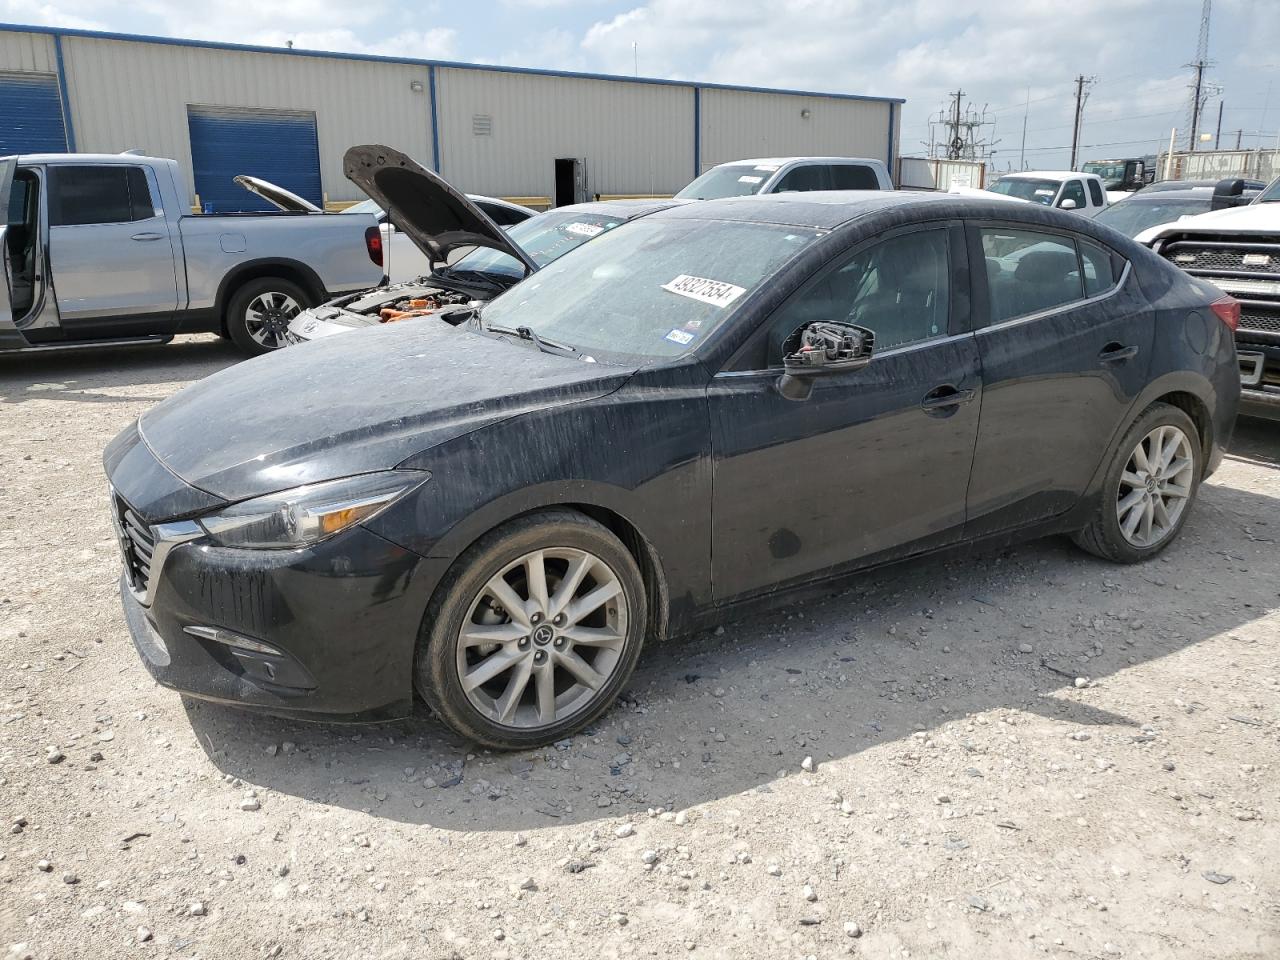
[777,321,874,401]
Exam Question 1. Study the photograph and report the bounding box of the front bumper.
[117,514,450,722]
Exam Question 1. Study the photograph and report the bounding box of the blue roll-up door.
[0,72,69,155]
[186,106,322,212]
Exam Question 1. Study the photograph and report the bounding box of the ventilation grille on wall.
[472,115,493,136]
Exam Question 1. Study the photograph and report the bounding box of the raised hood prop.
[344,144,539,274]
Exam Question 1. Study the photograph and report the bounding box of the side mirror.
[777,321,874,401]
[1211,178,1247,210]
[1059,198,1079,210]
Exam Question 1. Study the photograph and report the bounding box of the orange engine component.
[379,298,440,323]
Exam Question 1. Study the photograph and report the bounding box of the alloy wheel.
[456,547,628,730]
[1115,424,1194,548]
[245,292,303,349]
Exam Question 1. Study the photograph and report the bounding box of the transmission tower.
[1185,0,1213,150]
[927,91,999,162]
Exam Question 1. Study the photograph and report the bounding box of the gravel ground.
[2,335,1278,960]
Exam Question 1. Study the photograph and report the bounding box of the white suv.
[675,156,893,199]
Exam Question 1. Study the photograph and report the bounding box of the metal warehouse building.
[0,23,903,211]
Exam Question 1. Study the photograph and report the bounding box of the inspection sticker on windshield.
[665,328,695,345]
[661,274,746,308]
[564,222,604,238]
[737,175,763,184]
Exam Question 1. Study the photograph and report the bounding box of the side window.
[478,202,525,226]
[981,228,1083,324]
[1080,239,1118,297]
[772,164,828,193]
[829,164,881,190]
[48,166,154,226]
[1087,178,1105,208]
[756,229,951,366]
[1059,179,1086,209]
[7,176,30,225]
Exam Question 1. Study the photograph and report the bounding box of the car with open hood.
[105,189,1238,749]
[285,145,680,346]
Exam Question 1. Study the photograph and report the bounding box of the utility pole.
[1214,100,1224,149]
[1189,61,1206,150]
[1019,87,1030,170]
[1069,75,1094,170]
[1186,0,1213,150]
[1235,129,1243,150]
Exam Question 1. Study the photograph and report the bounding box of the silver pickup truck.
[0,153,385,355]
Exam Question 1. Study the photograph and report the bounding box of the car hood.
[1136,201,1280,244]
[137,322,636,502]
[344,144,539,274]
[233,175,322,213]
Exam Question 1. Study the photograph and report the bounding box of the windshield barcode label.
[661,275,747,308]
[564,222,604,238]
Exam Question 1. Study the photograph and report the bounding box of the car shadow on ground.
[182,437,1279,833]
[0,335,241,406]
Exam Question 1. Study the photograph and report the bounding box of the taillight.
[363,227,381,268]
[1209,295,1240,332]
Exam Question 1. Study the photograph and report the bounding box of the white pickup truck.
[1,153,385,355]
[956,171,1109,217]
[1137,176,1280,419]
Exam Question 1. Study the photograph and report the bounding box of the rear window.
[48,165,155,226]
[829,165,881,190]
[1094,198,1210,238]
[1087,179,1105,207]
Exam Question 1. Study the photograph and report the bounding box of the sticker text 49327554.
[661,275,747,308]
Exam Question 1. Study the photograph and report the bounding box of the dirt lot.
[1,336,1278,960]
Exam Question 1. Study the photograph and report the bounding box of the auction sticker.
[661,274,746,308]
[737,175,763,184]
[564,222,605,238]
[665,328,695,345]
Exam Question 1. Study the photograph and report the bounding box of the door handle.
[920,385,976,414]
[1098,343,1139,364]
[131,232,164,242]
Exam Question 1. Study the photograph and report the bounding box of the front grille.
[1240,311,1280,334]
[1166,242,1280,277]
[115,496,155,595]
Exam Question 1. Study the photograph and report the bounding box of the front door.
[46,163,179,336]
[708,223,983,602]
[965,224,1155,537]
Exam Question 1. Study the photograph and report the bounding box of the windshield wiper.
[486,323,579,357]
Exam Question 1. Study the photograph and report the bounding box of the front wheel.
[1072,402,1202,563]
[225,277,311,355]
[415,510,647,750]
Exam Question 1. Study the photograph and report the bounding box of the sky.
[2,0,1278,171]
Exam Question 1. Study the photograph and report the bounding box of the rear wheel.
[1072,402,1202,563]
[225,277,311,355]
[415,510,646,750]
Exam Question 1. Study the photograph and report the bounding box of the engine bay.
[339,282,477,323]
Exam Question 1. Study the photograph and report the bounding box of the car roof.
[9,152,165,165]
[550,198,686,220]
[650,189,1090,230]
[997,171,1094,180]
[715,156,882,167]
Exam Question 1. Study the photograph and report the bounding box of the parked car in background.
[969,171,1109,217]
[106,190,1237,748]
[1138,175,1280,419]
[286,145,679,345]
[1081,158,1153,202]
[674,156,892,199]
[0,154,383,356]
[1095,178,1262,238]
[1141,178,1268,194]
[338,194,536,283]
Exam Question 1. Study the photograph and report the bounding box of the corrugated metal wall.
[0,30,56,73]
[56,36,431,204]
[0,28,901,203]
[435,68,695,199]
[700,89,894,171]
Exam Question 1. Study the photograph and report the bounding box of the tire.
[415,509,647,750]
[1071,402,1202,563]
[225,277,311,356]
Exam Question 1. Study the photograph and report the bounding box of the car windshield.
[675,164,779,200]
[1258,178,1280,203]
[479,217,820,361]
[1082,162,1126,189]
[1095,198,1211,237]
[447,210,632,280]
[989,177,1060,205]
[341,198,383,217]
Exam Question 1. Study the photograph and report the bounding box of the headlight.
[198,471,428,549]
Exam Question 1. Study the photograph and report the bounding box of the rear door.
[0,155,21,348]
[46,163,179,335]
[964,223,1153,537]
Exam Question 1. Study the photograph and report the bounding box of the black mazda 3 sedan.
[106,173,1240,749]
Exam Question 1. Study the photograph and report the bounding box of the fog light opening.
[183,625,283,658]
